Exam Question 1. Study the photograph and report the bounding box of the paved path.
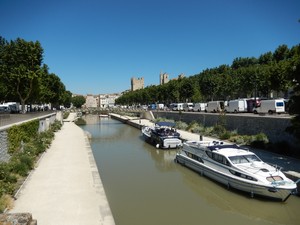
[10,113,115,225]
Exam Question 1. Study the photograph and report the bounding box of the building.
[85,94,99,108]
[83,93,121,109]
[131,77,144,91]
[159,72,169,85]
[99,94,120,108]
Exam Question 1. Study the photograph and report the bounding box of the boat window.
[206,151,212,158]
[223,158,231,167]
[185,151,204,163]
[266,176,283,182]
[229,170,257,181]
[211,153,231,166]
[229,154,261,164]
[229,156,249,164]
[244,154,261,162]
[213,153,223,163]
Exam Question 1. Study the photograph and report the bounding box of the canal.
[80,115,300,225]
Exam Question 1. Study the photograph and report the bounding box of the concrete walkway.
[9,113,115,225]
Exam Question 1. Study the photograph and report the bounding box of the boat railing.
[267,163,283,172]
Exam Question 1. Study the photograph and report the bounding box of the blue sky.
[1,0,299,95]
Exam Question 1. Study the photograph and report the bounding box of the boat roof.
[155,121,176,127]
[184,140,257,158]
[209,145,255,157]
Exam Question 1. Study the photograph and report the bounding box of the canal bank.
[9,113,115,225]
[83,114,300,225]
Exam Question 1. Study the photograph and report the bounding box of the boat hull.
[175,153,295,201]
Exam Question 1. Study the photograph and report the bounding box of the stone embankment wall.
[0,112,61,163]
[152,111,297,145]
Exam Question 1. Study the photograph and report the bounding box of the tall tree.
[0,38,43,112]
[0,36,9,100]
[286,44,300,140]
[273,44,289,62]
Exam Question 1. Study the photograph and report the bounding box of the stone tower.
[159,72,169,85]
[131,77,144,91]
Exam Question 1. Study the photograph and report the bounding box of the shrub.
[175,121,188,130]
[0,181,15,196]
[7,120,39,154]
[0,194,14,213]
[154,117,175,123]
[50,120,62,132]
[0,163,17,183]
[75,118,86,125]
[63,112,70,119]
[186,121,203,133]
[250,133,269,149]
[12,161,30,177]
[229,135,249,145]
[219,131,232,140]
[213,124,226,136]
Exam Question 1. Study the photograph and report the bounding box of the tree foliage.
[116,43,300,142]
[286,44,300,139]
[116,44,299,106]
[71,95,86,108]
[0,36,71,110]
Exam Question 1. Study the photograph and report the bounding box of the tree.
[286,44,300,140]
[72,95,86,108]
[273,44,289,62]
[0,38,43,112]
[0,36,9,100]
[61,90,72,108]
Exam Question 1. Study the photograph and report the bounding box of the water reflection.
[176,164,299,224]
[80,116,300,225]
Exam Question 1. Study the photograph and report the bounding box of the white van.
[193,103,207,112]
[0,102,20,113]
[157,103,164,110]
[205,101,224,113]
[183,103,194,111]
[172,103,184,111]
[225,99,247,113]
[253,99,285,114]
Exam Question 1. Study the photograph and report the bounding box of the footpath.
[9,113,115,225]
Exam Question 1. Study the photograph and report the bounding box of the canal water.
[80,115,300,225]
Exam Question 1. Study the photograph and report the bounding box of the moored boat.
[142,122,182,149]
[175,140,298,201]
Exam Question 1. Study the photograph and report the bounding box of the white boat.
[141,122,182,149]
[175,140,298,201]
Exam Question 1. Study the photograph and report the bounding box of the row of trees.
[116,44,300,140]
[0,37,72,112]
[116,44,299,106]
